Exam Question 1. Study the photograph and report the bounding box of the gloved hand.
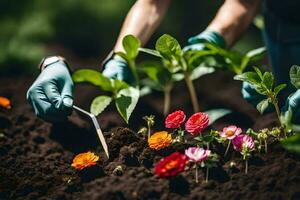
[241,82,274,113]
[102,55,134,84]
[26,59,73,122]
[183,30,226,52]
[282,90,300,123]
[241,82,266,106]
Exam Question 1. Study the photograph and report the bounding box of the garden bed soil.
[0,72,300,200]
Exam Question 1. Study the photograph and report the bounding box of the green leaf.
[205,108,232,126]
[190,66,215,80]
[122,35,141,60]
[115,87,140,123]
[112,79,129,93]
[253,67,263,80]
[90,96,112,116]
[72,69,113,92]
[281,134,300,155]
[290,65,300,89]
[262,72,274,90]
[256,99,269,114]
[139,47,162,58]
[246,47,266,63]
[234,72,261,85]
[274,84,287,96]
[141,61,172,86]
[155,34,182,60]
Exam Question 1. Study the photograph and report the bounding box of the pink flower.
[165,110,186,129]
[185,112,209,136]
[220,125,242,140]
[185,147,211,163]
[232,134,255,152]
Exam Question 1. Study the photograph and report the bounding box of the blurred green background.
[0,0,263,75]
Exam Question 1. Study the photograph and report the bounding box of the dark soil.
[0,72,300,200]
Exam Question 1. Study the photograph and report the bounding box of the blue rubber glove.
[26,60,73,122]
[183,30,226,52]
[241,82,275,113]
[282,90,300,123]
[102,55,134,84]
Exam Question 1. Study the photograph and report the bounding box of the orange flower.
[71,151,99,170]
[0,96,11,109]
[148,131,172,150]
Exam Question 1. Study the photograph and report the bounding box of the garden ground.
[0,71,299,200]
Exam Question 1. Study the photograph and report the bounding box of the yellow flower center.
[226,130,235,137]
[165,160,177,170]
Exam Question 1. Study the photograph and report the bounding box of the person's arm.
[113,0,172,52]
[207,0,261,48]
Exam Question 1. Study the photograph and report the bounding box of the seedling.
[165,110,186,143]
[247,128,269,153]
[143,115,155,140]
[185,147,218,183]
[234,67,286,126]
[219,125,242,156]
[72,35,141,123]
[232,134,255,174]
[115,35,141,86]
[141,34,218,112]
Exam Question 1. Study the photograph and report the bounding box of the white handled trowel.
[73,105,109,159]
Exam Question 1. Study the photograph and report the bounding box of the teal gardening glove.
[26,56,74,122]
[183,30,226,51]
[102,52,134,84]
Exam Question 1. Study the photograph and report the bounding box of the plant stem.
[163,86,171,116]
[206,143,210,150]
[274,102,281,125]
[128,61,139,87]
[264,139,268,153]
[147,123,151,140]
[195,166,199,184]
[184,72,199,112]
[205,167,209,183]
[224,140,231,157]
[270,95,281,126]
[245,160,248,174]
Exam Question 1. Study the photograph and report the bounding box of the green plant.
[143,115,155,140]
[234,67,286,126]
[140,34,220,113]
[72,35,141,123]
[205,44,266,75]
[72,70,139,123]
[140,35,265,114]
[115,35,141,86]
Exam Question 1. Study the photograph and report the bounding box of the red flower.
[155,152,188,178]
[165,110,186,129]
[185,112,209,136]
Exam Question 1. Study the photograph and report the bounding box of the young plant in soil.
[234,67,286,128]
[219,125,242,156]
[143,115,155,140]
[165,110,186,143]
[72,35,140,123]
[185,112,211,149]
[185,147,218,183]
[141,34,217,112]
[232,134,255,174]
